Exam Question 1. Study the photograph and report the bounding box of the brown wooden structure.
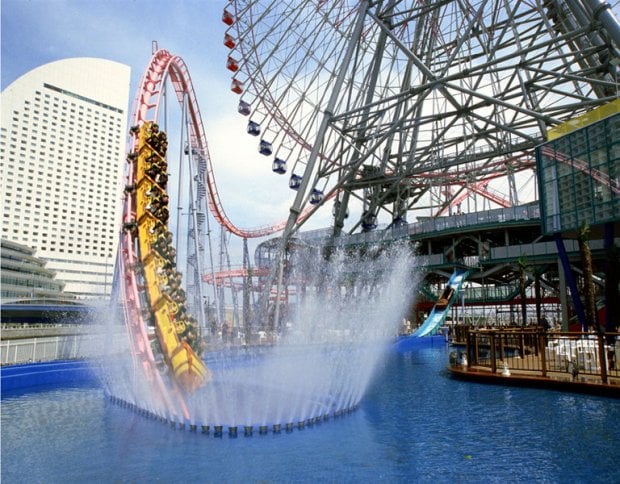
[449,327,620,398]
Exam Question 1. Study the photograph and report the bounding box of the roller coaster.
[114,0,620,413]
[116,48,298,410]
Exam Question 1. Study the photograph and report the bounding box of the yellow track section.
[135,122,210,393]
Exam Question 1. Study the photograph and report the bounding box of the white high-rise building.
[1,58,130,299]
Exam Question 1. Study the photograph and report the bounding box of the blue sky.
[2,1,225,93]
[1,0,321,261]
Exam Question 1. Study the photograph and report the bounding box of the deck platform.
[448,327,620,398]
[448,362,620,398]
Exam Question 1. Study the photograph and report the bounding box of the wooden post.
[539,332,547,377]
[490,332,497,373]
[499,334,505,363]
[598,333,608,384]
[474,331,479,366]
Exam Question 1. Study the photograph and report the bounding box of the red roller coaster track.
[118,48,311,416]
[131,49,294,239]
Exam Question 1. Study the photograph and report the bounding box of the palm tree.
[578,223,598,333]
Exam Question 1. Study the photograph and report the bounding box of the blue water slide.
[412,269,469,337]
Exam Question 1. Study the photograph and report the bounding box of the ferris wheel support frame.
[222,0,620,332]
[585,0,620,46]
[273,0,371,327]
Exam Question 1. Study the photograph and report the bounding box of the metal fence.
[1,333,128,366]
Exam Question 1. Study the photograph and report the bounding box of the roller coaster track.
[118,48,323,409]
[540,145,620,196]
[118,50,226,409]
[132,49,289,239]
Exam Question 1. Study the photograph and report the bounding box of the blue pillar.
[553,233,587,330]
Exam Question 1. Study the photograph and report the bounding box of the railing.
[298,203,541,248]
[1,333,128,366]
[455,328,620,384]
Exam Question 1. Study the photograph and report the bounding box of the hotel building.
[1,58,131,298]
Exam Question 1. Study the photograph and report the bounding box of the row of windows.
[3,192,118,208]
[2,230,114,241]
[3,179,118,194]
[3,140,121,154]
[0,222,116,236]
[6,134,121,147]
[23,100,122,120]
[1,220,116,233]
[1,275,64,290]
[2,157,121,174]
[14,108,122,128]
[45,257,114,268]
[33,89,123,117]
[2,289,66,299]
[2,198,117,213]
[1,241,113,258]
[4,195,119,210]
[42,83,125,115]
[5,203,117,214]
[3,227,117,241]
[7,123,121,137]
[2,238,115,250]
[6,176,116,191]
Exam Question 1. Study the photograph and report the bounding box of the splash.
[99,242,421,434]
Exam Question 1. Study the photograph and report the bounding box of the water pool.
[2,345,619,482]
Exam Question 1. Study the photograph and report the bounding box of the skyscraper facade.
[1,58,131,299]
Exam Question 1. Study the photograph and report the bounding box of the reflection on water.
[3,346,620,482]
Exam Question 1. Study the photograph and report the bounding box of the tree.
[578,223,598,333]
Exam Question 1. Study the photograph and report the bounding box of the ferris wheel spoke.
[230,3,355,153]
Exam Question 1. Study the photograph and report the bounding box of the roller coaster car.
[175,343,212,392]
[152,295,211,393]
[436,287,455,309]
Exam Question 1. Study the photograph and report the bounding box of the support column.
[554,233,587,329]
[558,257,569,331]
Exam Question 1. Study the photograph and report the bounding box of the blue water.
[2,345,620,483]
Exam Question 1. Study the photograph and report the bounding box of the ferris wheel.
[222,0,620,241]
